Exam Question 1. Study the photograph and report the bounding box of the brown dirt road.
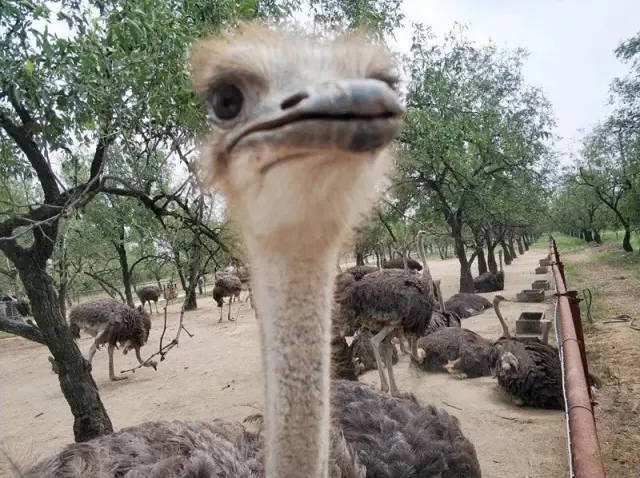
[0,248,566,477]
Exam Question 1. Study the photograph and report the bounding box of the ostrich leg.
[370,325,395,393]
[218,304,224,323]
[409,335,426,363]
[108,345,127,381]
[86,330,107,364]
[385,337,410,398]
[228,301,235,322]
[397,329,409,355]
[154,300,159,315]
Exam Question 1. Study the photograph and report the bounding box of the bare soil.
[563,249,640,478]
[0,249,566,477]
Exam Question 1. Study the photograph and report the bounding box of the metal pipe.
[550,243,606,478]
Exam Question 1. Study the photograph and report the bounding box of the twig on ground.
[120,301,193,374]
[441,400,461,410]
[603,315,640,331]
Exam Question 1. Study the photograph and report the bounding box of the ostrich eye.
[208,82,244,121]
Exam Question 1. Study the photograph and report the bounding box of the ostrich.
[1,296,33,326]
[381,256,422,272]
[163,283,179,305]
[340,230,436,397]
[333,264,378,336]
[473,249,505,293]
[444,292,492,318]
[236,264,254,307]
[19,23,482,478]
[349,327,399,376]
[212,274,243,322]
[426,279,462,334]
[136,285,162,315]
[68,298,158,381]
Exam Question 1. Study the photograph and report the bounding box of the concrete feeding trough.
[516,289,545,303]
[539,258,552,266]
[515,311,546,335]
[535,266,548,274]
[531,279,551,290]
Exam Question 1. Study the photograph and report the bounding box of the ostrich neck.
[417,235,433,282]
[250,246,334,478]
[494,301,511,338]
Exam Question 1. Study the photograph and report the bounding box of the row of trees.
[548,32,640,251]
[0,0,555,443]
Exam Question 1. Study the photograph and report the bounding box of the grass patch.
[0,331,11,340]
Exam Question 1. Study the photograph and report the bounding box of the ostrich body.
[333,265,378,336]
[340,230,435,397]
[22,24,481,478]
[349,327,399,376]
[22,380,481,478]
[381,257,422,272]
[425,280,462,334]
[68,299,158,381]
[136,285,162,315]
[444,293,492,319]
[473,250,505,293]
[1,296,32,325]
[212,274,243,322]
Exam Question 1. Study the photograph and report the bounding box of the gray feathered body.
[415,328,492,375]
[1,297,25,323]
[212,275,243,307]
[473,272,504,293]
[331,334,359,381]
[349,328,398,375]
[334,266,378,336]
[339,269,433,338]
[344,265,378,281]
[136,286,161,305]
[425,309,461,335]
[68,299,152,352]
[20,380,481,478]
[381,257,422,272]
[444,293,492,319]
[492,339,564,410]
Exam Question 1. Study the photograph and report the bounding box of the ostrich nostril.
[280,91,309,110]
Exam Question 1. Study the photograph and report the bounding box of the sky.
[391,0,640,161]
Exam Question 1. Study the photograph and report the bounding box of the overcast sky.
[389,0,640,160]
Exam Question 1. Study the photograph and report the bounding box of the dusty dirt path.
[0,248,566,477]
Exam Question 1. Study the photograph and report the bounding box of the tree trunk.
[517,237,525,255]
[453,234,474,293]
[12,249,113,442]
[374,249,380,268]
[113,227,134,307]
[582,229,593,242]
[183,240,201,312]
[486,244,497,273]
[508,240,517,260]
[523,235,530,251]
[622,224,633,252]
[593,229,602,245]
[500,241,512,265]
[476,247,487,275]
[355,251,364,266]
[579,230,584,239]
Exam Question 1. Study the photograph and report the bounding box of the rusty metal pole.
[552,261,606,478]
[565,290,595,402]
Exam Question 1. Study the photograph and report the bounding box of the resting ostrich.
[349,327,399,376]
[381,256,422,272]
[473,249,505,293]
[340,230,436,397]
[20,24,482,478]
[136,285,162,315]
[68,298,158,381]
[444,292,492,318]
[212,274,243,322]
[426,280,461,334]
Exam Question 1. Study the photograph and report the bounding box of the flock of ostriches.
[6,24,579,478]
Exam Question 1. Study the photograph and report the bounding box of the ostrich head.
[493,294,507,304]
[500,351,519,372]
[189,23,403,477]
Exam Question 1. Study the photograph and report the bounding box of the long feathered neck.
[249,244,335,478]
[417,233,433,282]
[493,298,511,338]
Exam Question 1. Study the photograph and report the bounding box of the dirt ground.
[0,248,567,477]
[563,249,640,478]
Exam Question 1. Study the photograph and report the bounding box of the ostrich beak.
[226,79,405,158]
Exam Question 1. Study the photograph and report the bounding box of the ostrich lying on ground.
[212,274,243,322]
[340,230,435,397]
[349,327,399,376]
[68,298,158,381]
[20,24,482,478]
[426,280,461,334]
[382,256,422,272]
[444,292,492,318]
[136,285,161,315]
[473,249,505,293]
